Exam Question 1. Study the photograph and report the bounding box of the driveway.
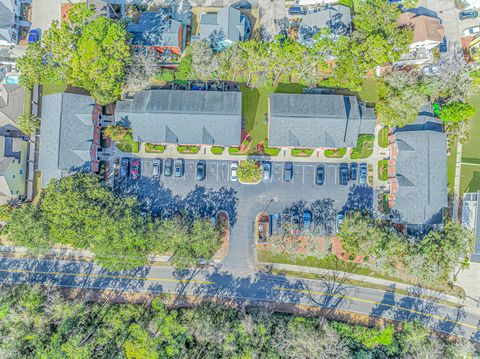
[114,159,374,270]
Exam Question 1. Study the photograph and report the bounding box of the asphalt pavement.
[115,159,374,270]
[1,256,480,342]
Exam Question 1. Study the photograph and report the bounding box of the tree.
[103,125,132,142]
[0,203,13,221]
[190,40,218,82]
[16,113,40,135]
[176,51,193,80]
[18,3,130,104]
[9,204,50,252]
[124,49,161,92]
[377,70,429,127]
[439,101,475,123]
[237,160,262,183]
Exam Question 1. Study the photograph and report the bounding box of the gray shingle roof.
[393,115,447,227]
[268,93,376,148]
[127,12,182,49]
[0,84,24,127]
[198,6,246,44]
[38,93,95,187]
[0,0,14,43]
[299,5,352,46]
[115,90,242,146]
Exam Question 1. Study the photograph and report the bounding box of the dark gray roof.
[115,90,242,146]
[0,0,14,43]
[197,6,246,44]
[268,94,376,148]
[38,93,95,187]
[299,5,352,46]
[127,12,182,48]
[393,115,447,227]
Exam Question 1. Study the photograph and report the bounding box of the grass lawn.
[23,89,31,115]
[447,144,457,193]
[291,148,313,157]
[145,144,165,153]
[257,249,465,297]
[325,148,346,158]
[378,160,388,181]
[241,84,305,154]
[378,127,388,148]
[116,136,139,153]
[358,78,380,104]
[459,92,480,193]
[42,83,67,96]
[350,134,374,159]
[177,145,200,154]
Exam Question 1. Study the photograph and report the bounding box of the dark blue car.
[28,29,40,43]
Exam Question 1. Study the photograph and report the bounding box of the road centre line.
[273,287,479,330]
[0,268,214,285]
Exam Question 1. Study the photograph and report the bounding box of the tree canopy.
[18,3,130,104]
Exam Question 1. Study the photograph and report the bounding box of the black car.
[164,158,173,177]
[316,164,325,185]
[175,159,184,177]
[120,158,129,177]
[350,162,358,180]
[339,163,349,185]
[284,162,293,182]
[359,163,368,184]
[196,160,206,181]
[459,9,478,20]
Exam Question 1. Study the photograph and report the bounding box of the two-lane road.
[1,257,480,342]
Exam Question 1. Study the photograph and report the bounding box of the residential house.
[396,12,445,66]
[192,6,251,51]
[388,114,447,233]
[86,0,125,19]
[462,192,480,262]
[0,0,31,47]
[127,11,184,62]
[0,84,25,135]
[267,93,376,149]
[115,90,242,147]
[38,92,101,188]
[0,134,27,204]
[298,5,352,47]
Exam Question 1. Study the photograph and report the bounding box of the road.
[2,256,480,342]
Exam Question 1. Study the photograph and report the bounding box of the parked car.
[196,160,206,181]
[464,25,480,36]
[152,159,162,177]
[28,29,41,43]
[303,210,312,227]
[130,159,140,180]
[336,212,345,232]
[230,162,238,182]
[422,65,441,77]
[175,159,184,177]
[316,164,325,185]
[288,6,306,15]
[339,163,349,185]
[164,158,173,177]
[459,9,478,20]
[350,162,358,181]
[120,158,129,177]
[263,161,271,181]
[359,163,368,184]
[284,162,293,182]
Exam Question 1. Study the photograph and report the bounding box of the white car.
[464,26,480,37]
[421,65,441,77]
[230,162,238,182]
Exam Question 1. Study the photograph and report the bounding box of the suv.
[339,163,349,185]
[284,162,293,182]
[359,163,368,184]
[164,158,173,177]
[196,160,206,181]
[175,159,184,177]
[152,159,162,177]
[263,161,271,181]
[459,9,478,20]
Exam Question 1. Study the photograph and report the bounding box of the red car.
[130,159,140,180]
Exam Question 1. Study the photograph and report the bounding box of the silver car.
[152,159,161,177]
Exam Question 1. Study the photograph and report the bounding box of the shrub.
[210,146,224,155]
[177,145,200,154]
[350,135,374,159]
[145,143,165,153]
[324,148,347,158]
[378,127,389,148]
[291,148,314,157]
[378,160,388,181]
[154,69,175,82]
[228,147,241,155]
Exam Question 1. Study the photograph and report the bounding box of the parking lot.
[114,157,374,268]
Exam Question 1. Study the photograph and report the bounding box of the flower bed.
[177,145,200,154]
[145,143,165,153]
[324,148,346,158]
[291,148,314,157]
